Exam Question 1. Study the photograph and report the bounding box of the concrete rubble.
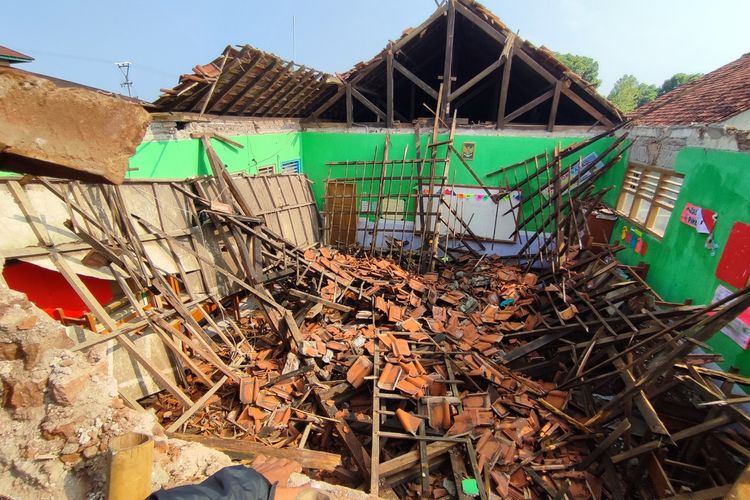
[0,285,232,499]
[0,68,150,184]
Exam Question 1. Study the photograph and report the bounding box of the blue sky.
[4,1,748,102]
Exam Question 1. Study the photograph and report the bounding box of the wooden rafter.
[439,0,456,120]
[219,59,279,114]
[393,59,438,99]
[204,49,261,113]
[548,80,562,131]
[238,61,295,115]
[351,85,386,121]
[254,68,305,116]
[496,35,516,128]
[504,86,555,124]
[265,70,320,116]
[302,85,346,121]
[448,52,506,103]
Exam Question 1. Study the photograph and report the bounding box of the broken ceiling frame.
[153,1,624,129]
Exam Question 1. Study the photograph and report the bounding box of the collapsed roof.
[154,45,342,118]
[154,0,623,130]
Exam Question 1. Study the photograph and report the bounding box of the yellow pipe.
[107,432,154,500]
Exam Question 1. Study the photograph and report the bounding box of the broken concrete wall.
[0,283,232,499]
[627,124,750,169]
[0,68,151,184]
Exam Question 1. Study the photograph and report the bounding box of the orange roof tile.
[632,53,750,126]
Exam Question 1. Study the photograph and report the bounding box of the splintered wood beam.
[548,80,562,131]
[440,0,456,120]
[448,53,506,103]
[393,59,438,99]
[448,144,495,200]
[198,48,231,115]
[577,418,631,470]
[350,86,387,121]
[611,414,732,464]
[204,47,260,113]
[166,376,228,432]
[386,46,394,128]
[503,87,555,123]
[454,1,506,45]
[167,432,342,470]
[392,2,449,52]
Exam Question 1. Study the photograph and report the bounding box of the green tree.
[658,72,703,96]
[555,52,602,88]
[607,74,658,113]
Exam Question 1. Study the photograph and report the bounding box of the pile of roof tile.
[144,241,750,499]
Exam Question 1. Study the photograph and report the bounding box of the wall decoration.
[716,221,750,289]
[712,284,750,349]
[680,203,717,234]
[620,225,648,256]
[417,185,520,242]
[460,142,476,160]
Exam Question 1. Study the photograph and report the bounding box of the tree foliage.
[555,52,602,88]
[607,74,658,113]
[658,72,703,96]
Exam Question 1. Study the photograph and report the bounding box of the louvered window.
[616,163,683,237]
[257,165,275,175]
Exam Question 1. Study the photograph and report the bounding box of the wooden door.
[325,181,357,246]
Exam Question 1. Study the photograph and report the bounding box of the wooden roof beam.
[301,85,346,121]
[393,59,438,100]
[267,71,323,116]
[219,59,279,114]
[392,2,449,53]
[204,48,262,113]
[504,86,555,124]
[454,1,507,45]
[238,61,295,115]
[252,68,304,116]
[351,85,386,121]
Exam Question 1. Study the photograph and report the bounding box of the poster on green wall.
[713,284,750,349]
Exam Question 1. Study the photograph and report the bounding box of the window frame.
[615,162,683,239]
[257,164,275,176]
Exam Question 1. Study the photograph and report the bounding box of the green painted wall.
[126,131,302,179]
[603,147,750,375]
[301,131,621,228]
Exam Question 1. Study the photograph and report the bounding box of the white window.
[616,163,683,237]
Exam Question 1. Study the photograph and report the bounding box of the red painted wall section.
[2,261,113,319]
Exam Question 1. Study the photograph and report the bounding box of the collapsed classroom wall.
[114,124,624,257]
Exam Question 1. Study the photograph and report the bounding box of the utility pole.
[115,62,133,97]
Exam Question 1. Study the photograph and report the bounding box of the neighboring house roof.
[154,0,623,128]
[0,45,34,63]
[632,53,750,126]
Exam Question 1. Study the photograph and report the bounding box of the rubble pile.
[0,286,232,499]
